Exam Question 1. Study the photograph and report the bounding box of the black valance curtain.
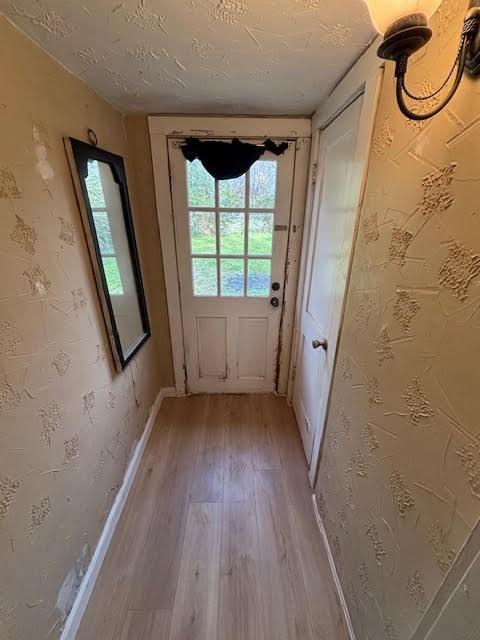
[181,137,288,180]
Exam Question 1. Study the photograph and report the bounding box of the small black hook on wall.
[87,128,98,147]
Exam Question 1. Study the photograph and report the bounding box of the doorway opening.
[150,117,311,396]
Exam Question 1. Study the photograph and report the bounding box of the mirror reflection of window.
[85,160,124,295]
[84,159,144,356]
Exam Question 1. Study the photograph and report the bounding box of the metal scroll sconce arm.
[394,15,479,121]
[377,5,480,121]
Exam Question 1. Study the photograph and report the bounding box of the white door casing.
[169,139,296,393]
[293,96,364,466]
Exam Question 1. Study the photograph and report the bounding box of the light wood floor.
[77,394,348,640]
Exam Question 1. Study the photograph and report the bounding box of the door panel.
[169,140,296,393]
[196,317,227,379]
[294,96,364,465]
[237,317,268,379]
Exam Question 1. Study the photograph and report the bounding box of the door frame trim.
[148,116,311,395]
[288,57,384,485]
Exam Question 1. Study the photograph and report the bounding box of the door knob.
[312,338,328,351]
[270,297,280,308]
[272,282,281,291]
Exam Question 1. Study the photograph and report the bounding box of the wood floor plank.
[142,397,177,461]
[190,395,225,503]
[168,503,222,640]
[129,396,204,610]
[267,395,313,507]
[75,483,154,640]
[290,503,349,640]
[77,395,348,640]
[223,395,255,502]
[219,501,264,640]
[252,395,282,471]
[76,403,175,640]
[119,610,171,640]
[255,470,313,640]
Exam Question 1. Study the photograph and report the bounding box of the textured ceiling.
[1,0,375,115]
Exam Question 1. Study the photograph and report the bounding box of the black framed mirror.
[66,138,150,371]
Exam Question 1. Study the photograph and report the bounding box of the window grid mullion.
[244,170,250,296]
[188,164,274,299]
[188,207,274,213]
[215,179,220,296]
[192,253,258,260]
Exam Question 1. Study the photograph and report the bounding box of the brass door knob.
[312,338,328,351]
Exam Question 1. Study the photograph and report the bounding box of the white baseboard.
[60,386,176,640]
[312,494,357,640]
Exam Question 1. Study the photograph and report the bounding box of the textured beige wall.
[315,1,480,639]
[124,116,174,387]
[0,17,169,640]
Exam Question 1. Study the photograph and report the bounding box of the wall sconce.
[363,0,480,120]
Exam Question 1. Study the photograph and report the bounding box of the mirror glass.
[68,139,150,370]
[84,160,144,355]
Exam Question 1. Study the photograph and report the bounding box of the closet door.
[293,96,364,466]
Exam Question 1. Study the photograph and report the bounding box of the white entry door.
[293,96,364,466]
[169,139,295,393]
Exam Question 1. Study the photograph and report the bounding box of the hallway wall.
[0,17,170,640]
[315,0,480,638]
[124,115,174,387]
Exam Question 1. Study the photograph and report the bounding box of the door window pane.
[193,258,218,296]
[190,212,216,255]
[247,259,271,297]
[187,159,215,207]
[220,212,244,255]
[221,259,244,297]
[248,213,274,256]
[187,158,280,299]
[219,174,245,208]
[250,161,277,209]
